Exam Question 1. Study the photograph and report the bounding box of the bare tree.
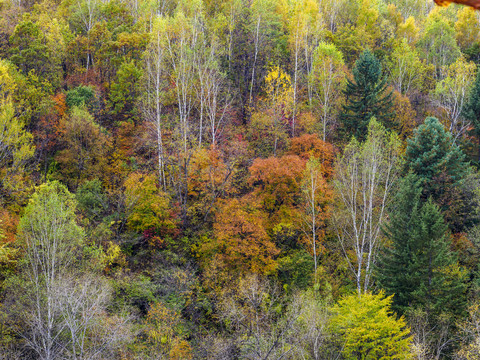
[219,274,301,360]
[433,57,476,142]
[56,275,133,360]
[300,157,330,282]
[142,17,167,190]
[332,119,402,295]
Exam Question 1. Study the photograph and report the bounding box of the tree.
[249,154,305,222]
[218,274,300,359]
[432,56,476,141]
[455,7,480,51]
[108,59,142,117]
[388,38,424,95]
[14,181,84,360]
[55,106,111,188]
[6,181,132,359]
[300,157,332,282]
[141,16,168,190]
[333,118,402,294]
[124,172,178,247]
[202,196,279,275]
[376,174,467,316]
[405,117,470,206]
[0,99,35,200]
[418,9,461,78]
[329,292,412,360]
[288,0,323,133]
[341,49,394,140]
[464,68,480,162]
[9,18,63,88]
[309,42,346,142]
[261,65,293,156]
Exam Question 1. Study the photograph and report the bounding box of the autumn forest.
[2,0,480,358]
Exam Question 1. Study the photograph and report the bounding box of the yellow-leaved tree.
[329,292,413,359]
[0,60,35,203]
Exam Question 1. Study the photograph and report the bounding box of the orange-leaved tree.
[202,195,279,275]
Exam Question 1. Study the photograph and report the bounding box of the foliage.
[54,106,111,188]
[341,49,394,140]
[376,174,467,316]
[333,118,402,294]
[202,196,279,275]
[329,292,413,360]
[124,172,178,245]
[405,116,470,206]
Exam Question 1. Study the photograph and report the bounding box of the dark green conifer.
[405,117,470,203]
[376,174,466,316]
[464,69,480,162]
[341,49,394,140]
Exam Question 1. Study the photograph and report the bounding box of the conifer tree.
[405,117,470,204]
[464,69,480,162]
[341,49,394,140]
[376,174,466,316]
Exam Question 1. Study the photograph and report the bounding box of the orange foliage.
[0,209,18,245]
[188,147,233,199]
[249,155,306,215]
[288,134,335,178]
[206,196,279,275]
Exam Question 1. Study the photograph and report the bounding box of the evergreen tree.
[464,69,480,162]
[376,174,466,316]
[341,49,394,140]
[405,117,470,205]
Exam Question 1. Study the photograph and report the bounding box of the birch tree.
[309,42,346,141]
[16,181,84,360]
[388,38,424,95]
[142,17,168,190]
[433,56,476,141]
[288,0,323,135]
[300,157,331,282]
[332,118,402,295]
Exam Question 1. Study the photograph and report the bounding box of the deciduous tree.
[333,118,402,294]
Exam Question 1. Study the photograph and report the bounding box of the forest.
[3,0,480,358]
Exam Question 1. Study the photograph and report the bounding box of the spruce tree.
[376,174,466,316]
[341,49,394,140]
[464,69,480,162]
[405,117,470,204]
[376,173,423,313]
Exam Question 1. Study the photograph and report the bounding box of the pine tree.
[341,49,394,140]
[405,117,470,204]
[463,69,480,162]
[376,174,466,316]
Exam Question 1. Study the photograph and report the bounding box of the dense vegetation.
[2,0,480,358]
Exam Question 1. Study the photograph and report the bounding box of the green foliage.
[418,9,461,76]
[377,174,467,316]
[277,249,315,289]
[124,173,178,240]
[464,67,480,162]
[76,179,108,221]
[341,49,394,140]
[329,292,412,360]
[18,181,84,251]
[405,117,470,203]
[109,59,142,117]
[65,85,97,111]
[0,99,35,199]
